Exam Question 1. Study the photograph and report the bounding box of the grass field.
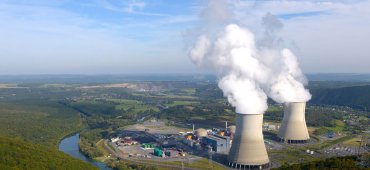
[182,88,196,95]
[119,157,227,170]
[326,120,346,132]
[111,98,160,113]
[167,100,199,107]
[186,158,226,170]
[108,99,141,105]
[152,94,198,100]
[342,137,362,147]
[269,149,320,165]
[314,135,354,149]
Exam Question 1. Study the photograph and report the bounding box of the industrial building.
[161,140,177,148]
[182,138,194,147]
[228,114,270,169]
[278,102,310,143]
[202,134,230,153]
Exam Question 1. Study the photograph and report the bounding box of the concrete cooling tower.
[278,102,310,143]
[195,128,207,138]
[228,114,269,169]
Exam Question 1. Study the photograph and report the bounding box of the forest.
[0,136,96,170]
[0,100,85,147]
[0,88,96,169]
[310,84,370,111]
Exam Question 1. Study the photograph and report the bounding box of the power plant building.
[228,114,269,169]
[278,102,310,143]
[202,134,230,153]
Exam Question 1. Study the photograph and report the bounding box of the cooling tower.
[195,128,207,138]
[228,114,269,169]
[278,102,310,143]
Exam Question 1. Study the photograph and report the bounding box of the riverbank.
[59,133,113,170]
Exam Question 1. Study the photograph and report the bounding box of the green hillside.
[0,100,85,147]
[0,99,96,169]
[311,85,370,110]
[0,136,97,170]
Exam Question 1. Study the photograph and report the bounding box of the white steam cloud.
[188,1,311,114]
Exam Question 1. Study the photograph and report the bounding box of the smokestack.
[278,102,310,143]
[228,114,269,169]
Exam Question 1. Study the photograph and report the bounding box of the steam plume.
[189,1,311,114]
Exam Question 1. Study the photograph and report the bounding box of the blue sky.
[0,0,369,74]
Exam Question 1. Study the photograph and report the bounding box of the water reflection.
[59,133,112,170]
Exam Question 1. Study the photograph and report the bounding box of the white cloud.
[231,0,370,73]
[0,0,369,74]
[95,0,168,17]
[125,0,146,13]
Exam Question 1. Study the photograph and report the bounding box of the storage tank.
[278,102,310,143]
[228,114,269,169]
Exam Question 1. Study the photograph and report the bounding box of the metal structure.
[278,102,310,143]
[228,114,270,169]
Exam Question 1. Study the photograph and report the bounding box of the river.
[58,133,113,170]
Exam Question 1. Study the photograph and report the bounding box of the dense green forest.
[0,136,97,170]
[310,85,370,111]
[0,98,95,169]
[0,100,85,147]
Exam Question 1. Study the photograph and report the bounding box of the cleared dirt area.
[0,84,19,88]
[124,120,191,134]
